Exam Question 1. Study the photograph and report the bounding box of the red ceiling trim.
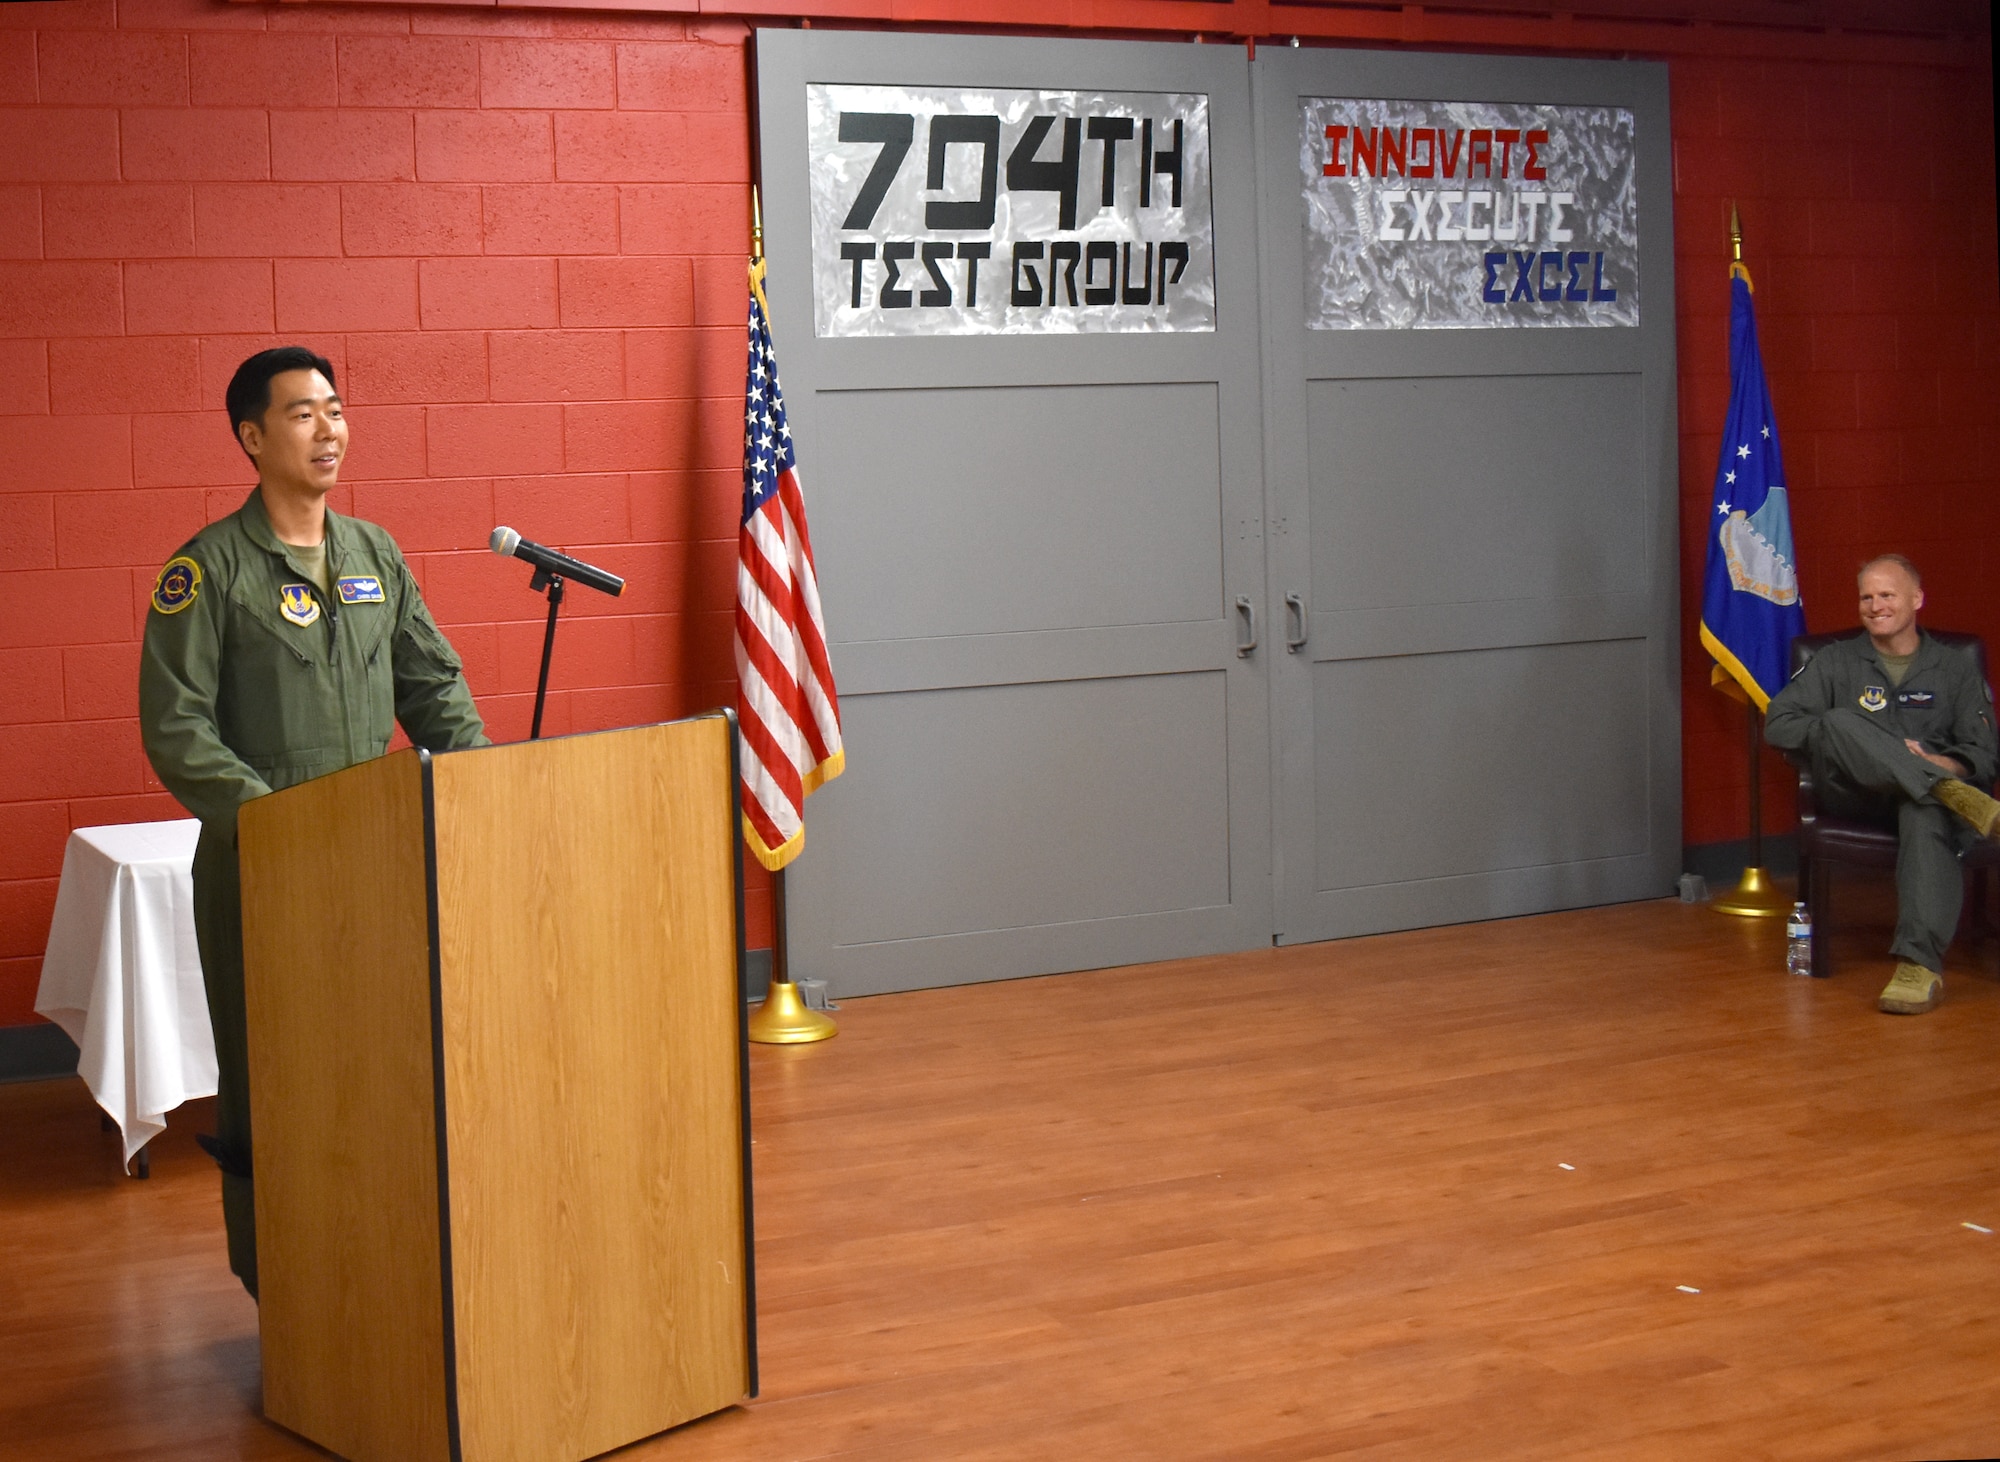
[239,0,1983,68]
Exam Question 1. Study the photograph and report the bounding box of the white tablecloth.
[34,820,216,1165]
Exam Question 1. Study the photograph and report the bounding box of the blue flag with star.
[1699,266,1806,710]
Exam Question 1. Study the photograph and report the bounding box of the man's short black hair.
[226,347,337,455]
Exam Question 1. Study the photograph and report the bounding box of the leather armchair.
[1790,630,1999,979]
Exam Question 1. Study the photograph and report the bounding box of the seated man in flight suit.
[139,347,488,1298]
[1765,554,2000,1015]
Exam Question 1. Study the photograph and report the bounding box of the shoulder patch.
[151,556,202,615]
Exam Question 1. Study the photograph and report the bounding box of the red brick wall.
[1672,53,2000,846]
[0,0,1993,1024]
[0,0,760,1023]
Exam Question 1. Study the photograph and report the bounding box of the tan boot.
[1879,961,1943,1015]
[1932,778,2000,838]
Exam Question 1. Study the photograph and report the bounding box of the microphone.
[489,527,625,597]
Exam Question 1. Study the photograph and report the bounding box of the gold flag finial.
[751,185,763,262]
[1729,201,1742,262]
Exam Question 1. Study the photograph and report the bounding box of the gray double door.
[756,33,1678,996]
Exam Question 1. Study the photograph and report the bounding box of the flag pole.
[1710,201,1792,919]
[742,182,838,1044]
[1711,696,1789,916]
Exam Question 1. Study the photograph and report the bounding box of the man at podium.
[138,347,488,1299]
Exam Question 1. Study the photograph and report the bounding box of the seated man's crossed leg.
[1807,707,2000,1012]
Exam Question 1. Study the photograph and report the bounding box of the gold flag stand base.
[1710,864,1792,918]
[746,868,835,1044]
[747,979,836,1044]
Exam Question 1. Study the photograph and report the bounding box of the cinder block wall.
[1668,53,2000,847]
[0,0,1994,1027]
[0,0,764,1024]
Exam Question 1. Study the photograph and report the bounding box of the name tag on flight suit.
[1897,688,1937,708]
[337,576,385,604]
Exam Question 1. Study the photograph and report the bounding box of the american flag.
[735,258,843,870]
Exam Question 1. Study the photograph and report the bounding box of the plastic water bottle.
[1785,901,1813,977]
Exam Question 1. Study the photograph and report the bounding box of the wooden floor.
[6,892,2000,1460]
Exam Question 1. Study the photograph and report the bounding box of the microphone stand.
[528,567,564,741]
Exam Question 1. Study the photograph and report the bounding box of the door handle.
[1234,595,1257,657]
[1284,592,1307,653]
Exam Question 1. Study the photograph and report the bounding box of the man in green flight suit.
[1766,554,2000,1015]
[140,347,487,1298]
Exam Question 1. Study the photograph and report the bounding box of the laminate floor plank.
[5,892,2000,1459]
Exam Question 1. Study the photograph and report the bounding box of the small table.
[35,820,216,1176]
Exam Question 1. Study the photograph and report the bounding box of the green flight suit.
[139,488,487,1298]
[1766,629,1998,973]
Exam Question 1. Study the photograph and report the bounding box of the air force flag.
[1700,266,1806,710]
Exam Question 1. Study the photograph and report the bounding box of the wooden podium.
[238,715,756,1462]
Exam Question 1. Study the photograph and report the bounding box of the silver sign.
[1299,98,1639,330]
[807,83,1215,337]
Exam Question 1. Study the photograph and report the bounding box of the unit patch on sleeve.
[336,575,386,604]
[151,556,202,615]
[1859,686,1888,713]
[279,583,321,627]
